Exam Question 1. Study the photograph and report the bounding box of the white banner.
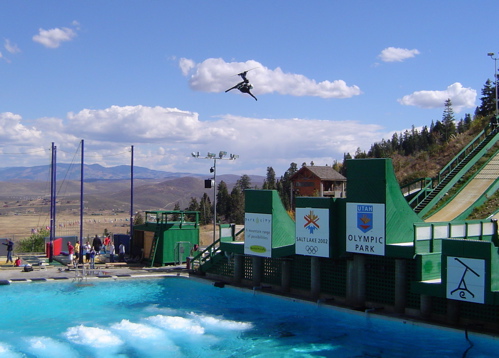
[295,208,330,257]
[346,203,385,256]
[244,213,272,257]
[447,256,485,304]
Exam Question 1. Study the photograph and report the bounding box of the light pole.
[487,52,498,118]
[191,151,239,244]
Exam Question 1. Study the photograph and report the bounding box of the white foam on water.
[64,325,123,357]
[189,312,253,331]
[111,319,180,357]
[25,336,79,358]
[145,314,205,335]
[111,319,164,339]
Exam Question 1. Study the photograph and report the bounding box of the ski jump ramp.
[425,151,499,222]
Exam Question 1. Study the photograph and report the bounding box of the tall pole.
[191,151,238,245]
[488,53,498,118]
[49,142,56,262]
[78,140,84,263]
[494,55,498,118]
[212,157,217,244]
[130,145,134,240]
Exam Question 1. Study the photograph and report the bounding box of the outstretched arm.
[248,91,257,101]
[225,81,244,93]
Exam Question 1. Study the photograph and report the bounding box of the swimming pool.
[0,277,498,357]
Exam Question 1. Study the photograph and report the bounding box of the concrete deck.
[0,255,189,284]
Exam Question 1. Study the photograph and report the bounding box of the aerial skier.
[225,70,257,101]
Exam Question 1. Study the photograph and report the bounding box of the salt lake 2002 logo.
[357,205,373,233]
[303,210,320,234]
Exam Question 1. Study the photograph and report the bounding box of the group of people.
[3,235,127,268]
[3,239,32,269]
[66,235,126,267]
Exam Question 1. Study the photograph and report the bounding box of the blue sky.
[1,1,498,177]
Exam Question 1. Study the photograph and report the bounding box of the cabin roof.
[291,166,346,181]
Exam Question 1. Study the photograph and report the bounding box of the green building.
[133,210,199,266]
[194,125,499,332]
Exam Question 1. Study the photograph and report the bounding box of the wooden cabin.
[290,165,346,197]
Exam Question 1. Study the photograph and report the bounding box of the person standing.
[84,241,91,263]
[92,235,102,254]
[74,241,80,264]
[103,235,110,254]
[109,241,115,263]
[67,242,74,264]
[89,247,96,269]
[2,239,14,264]
[118,243,125,262]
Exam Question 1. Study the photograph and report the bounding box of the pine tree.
[442,98,457,142]
[185,197,200,221]
[228,186,244,224]
[133,212,144,225]
[477,79,496,117]
[277,162,297,210]
[172,202,181,221]
[199,193,212,225]
[463,113,472,131]
[216,181,230,222]
[263,167,276,190]
[236,174,252,191]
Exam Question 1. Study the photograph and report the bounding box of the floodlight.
[219,151,227,159]
[230,154,239,160]
[191,151,199,158]
[207,152,216,158]
[488,52,495,57]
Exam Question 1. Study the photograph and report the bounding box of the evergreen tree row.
[341,77,497,177]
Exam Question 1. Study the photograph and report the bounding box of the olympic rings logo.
[305,245,318,254]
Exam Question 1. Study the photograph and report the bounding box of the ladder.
[149,228,160,267]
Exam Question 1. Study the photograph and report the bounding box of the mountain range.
[0,164,264,214]
[0,163,193,181]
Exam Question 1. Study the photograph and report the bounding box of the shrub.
[18,229,49,253]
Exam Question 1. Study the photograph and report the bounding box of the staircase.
[191,227,245,272]
[407,125,499,217]
[190,239,223,272]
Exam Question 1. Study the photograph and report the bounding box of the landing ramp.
[425,152,499,222]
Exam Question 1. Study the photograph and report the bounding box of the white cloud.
[378,47,420,62]
[67,105,207,143]
[63,105,386,174]
[397,82,476,112]
[0,105,393,175]
[33,27,77,48]
[179,58,195,76]
[180,58,361,99]
[0,112,43,143]
[4,39,20,54]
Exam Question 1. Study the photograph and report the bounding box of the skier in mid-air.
[225,70,257,101]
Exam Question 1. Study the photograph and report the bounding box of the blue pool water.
[0,277,498,357]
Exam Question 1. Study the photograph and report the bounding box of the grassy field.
[0,213,130,240]
[0,213,215,246]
